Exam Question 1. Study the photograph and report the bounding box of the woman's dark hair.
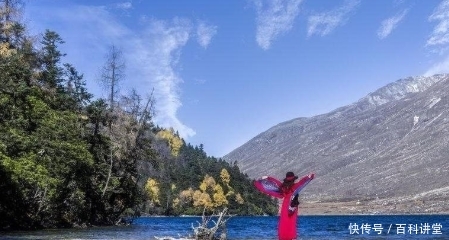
[280,179,295,194]
[281,172,298,194]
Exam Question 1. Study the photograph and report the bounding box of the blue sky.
[23,0,449,157]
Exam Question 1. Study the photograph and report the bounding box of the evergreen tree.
[39,30,65,89]
[63,63,92,112]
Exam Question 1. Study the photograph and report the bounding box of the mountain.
[224,74,449,214]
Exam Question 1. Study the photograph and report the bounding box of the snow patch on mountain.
[361,74,448,107]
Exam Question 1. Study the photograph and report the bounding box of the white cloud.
[53,6,130,40]
[377,9,408,39]
[427,0,449,50]
[133,18,197,138]
[252,0,304,50]
[196,21,218,48]
[424,0,449,77]
[115,2,132,10]
[307,0,360,37]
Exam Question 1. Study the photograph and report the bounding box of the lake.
[1,215,448,239]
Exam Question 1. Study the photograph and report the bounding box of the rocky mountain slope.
[224,74,449,213]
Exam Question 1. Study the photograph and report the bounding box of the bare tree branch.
[99,45,125,111]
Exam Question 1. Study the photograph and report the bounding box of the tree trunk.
[192,208,230,240]
[102,149,113,198]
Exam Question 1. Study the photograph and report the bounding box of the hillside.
[224,74,449,214]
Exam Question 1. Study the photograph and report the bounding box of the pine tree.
[39,30,65,89]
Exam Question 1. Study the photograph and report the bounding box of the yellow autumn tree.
[193,190,213,209]
[213,184,228,207]
[194,174,226,209]
[197,174,229,208]
[220,168,230,185]
[235,193,245,204]
[179,187,195,205]
[156,128,183,157]
[172,197,180,208]
[0,42,15,57]
[173,187,194,209]
[199,174,216,193]
[169,183,177,207]
[145,178,160,205]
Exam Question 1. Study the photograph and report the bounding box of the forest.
[0,1,277,230]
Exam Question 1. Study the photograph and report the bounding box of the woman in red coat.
[254,172,315,240]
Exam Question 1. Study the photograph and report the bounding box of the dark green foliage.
[0,6,141,227]
[63,63,92,112]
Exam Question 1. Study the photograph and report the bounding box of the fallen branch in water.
[192,208,232,240]
[155,208,232,240]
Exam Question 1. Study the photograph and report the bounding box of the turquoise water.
[1,215,448,239]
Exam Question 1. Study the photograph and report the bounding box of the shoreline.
[138,199,449,217]
[299,200,449,216]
